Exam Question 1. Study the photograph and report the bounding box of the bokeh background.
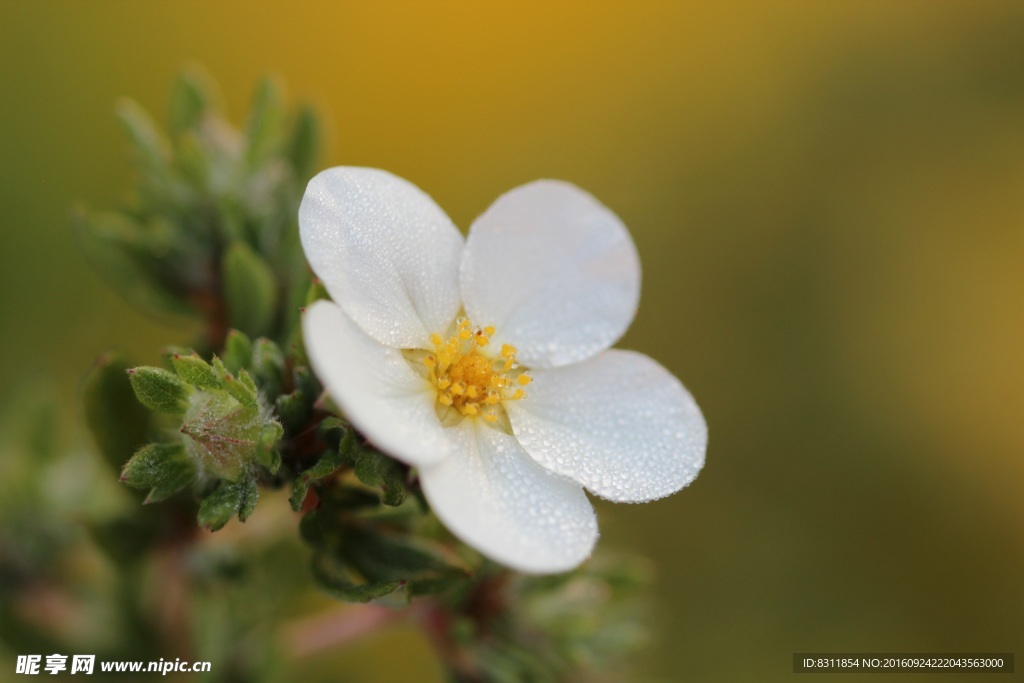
[2,1,1023,681]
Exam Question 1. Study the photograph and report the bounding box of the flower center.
[408,316,531,430]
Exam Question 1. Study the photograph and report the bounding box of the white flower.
[299,167,707,574]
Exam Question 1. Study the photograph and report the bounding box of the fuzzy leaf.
[275,389,309,433]
[198,477,259,531]
[171,353,222,389]
[310,555,402,604]
[128,366,190,414]
[255,422,283,474]
[222,241,278,338]
[83,352,151,472]
[250,337,285,396]
[316,576,402,604]
[340,528,463,585]
[211,358,258,410]
[353,447,407,507]
[221,329,253,374]
[121,442,196,503]
[289,429,353,512]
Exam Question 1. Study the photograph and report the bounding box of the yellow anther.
[416,317,530,427]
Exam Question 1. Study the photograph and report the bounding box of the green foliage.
[128,366,190,414]
[223,240,279,338]
[171,352,223,389]
[121,442,196,503]
[353,446,408,507]
[300,482,468,604]
[197,477,259,531]
[76,68,318,341]
[124,348,283,526]
[222,328,254,373]
[289,427,353,512]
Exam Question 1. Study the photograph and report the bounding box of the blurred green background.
[2,1,1023,681]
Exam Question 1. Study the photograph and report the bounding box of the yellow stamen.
[412,316,531,430]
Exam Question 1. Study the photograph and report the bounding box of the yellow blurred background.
[2,1,1023,680]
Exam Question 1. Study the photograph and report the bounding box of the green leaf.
[303,277,330,306]
[340,528,462,585]
[83,352,151,472]
[171,353,222,389]
[292,365,318,400]
[245,77,285,168]
[211,357,258,410]
[288,105,319,178]
[221,329,253,374]
[168,68,219,135]
[275,389,309,433]
[316,576,403,604]
[289,429,352,512]
[174,131,210,188]
[121,442,196,503]
[237,368,260,398]
[255,422,283,474]
[197,477,259,531]
[250,337,285,396]
[353,447,407,507]
[128,366,190,414]
[116,98,171,173]
[310,555,402,604]
[222,241,278,338]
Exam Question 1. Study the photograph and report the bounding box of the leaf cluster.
[74,67,319,345]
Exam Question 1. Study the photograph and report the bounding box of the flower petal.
[302,300,458,467]
[506,349,706,502]
[419,420,598,574]
[460,180,640,367]
[300,167,464,349]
